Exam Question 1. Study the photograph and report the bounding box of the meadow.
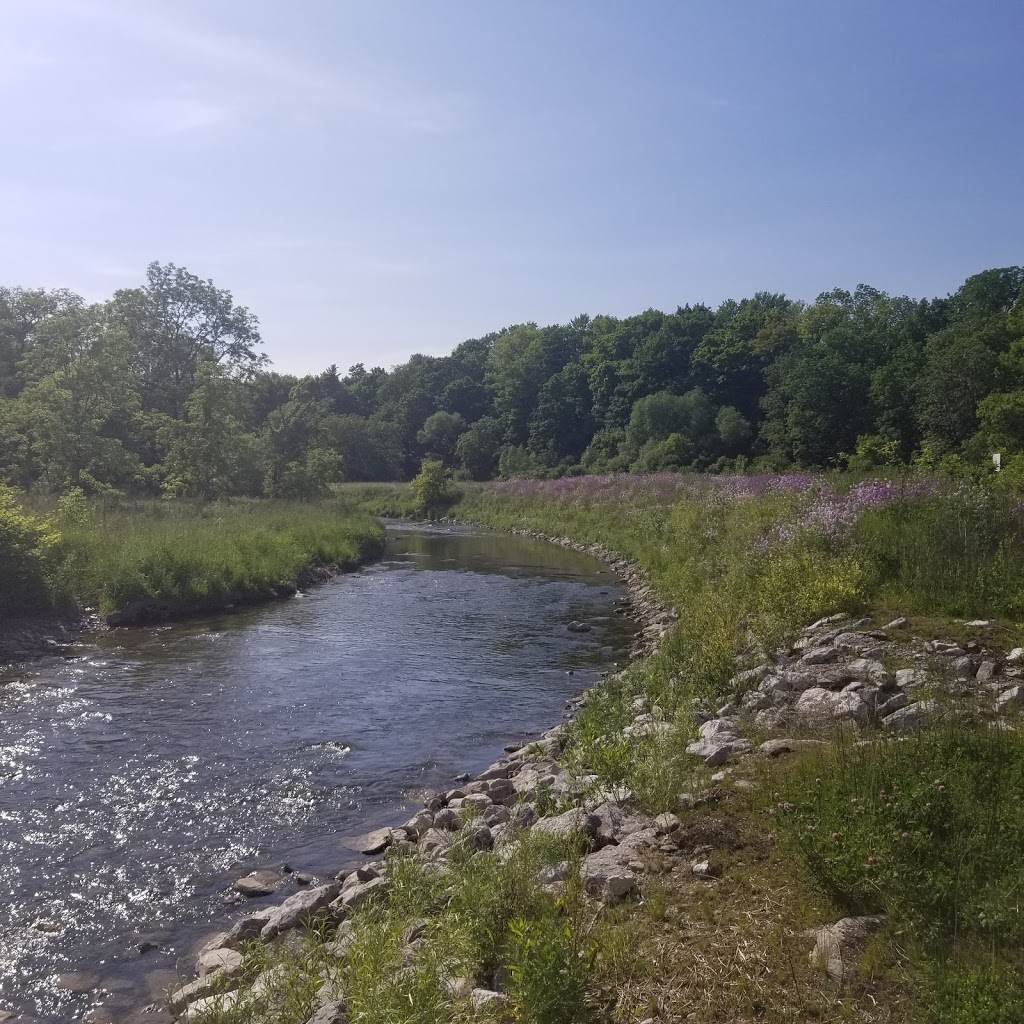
[0,486,385,621]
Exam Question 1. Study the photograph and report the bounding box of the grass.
[338,470,1024,1022]
[0,490,385,619]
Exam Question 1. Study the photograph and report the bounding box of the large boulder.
[882,700,938,731]
[794,687,869,725]
[532,808,600,842]
[260,883,341,940]
[582,846,637,903]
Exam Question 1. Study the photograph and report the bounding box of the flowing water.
[0,524,634,1022]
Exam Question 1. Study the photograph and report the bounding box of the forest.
[1,261,1023,498]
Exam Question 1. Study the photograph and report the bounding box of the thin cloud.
[38,0,465,135]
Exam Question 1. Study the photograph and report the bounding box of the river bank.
[0,525,634,1024]
[0,499,387,667]
[180,473,1024,1024]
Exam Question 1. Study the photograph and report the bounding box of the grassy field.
[0,487,385,621]
[313,472,1024,1023]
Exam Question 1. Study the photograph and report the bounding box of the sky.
[1,1,1022,376]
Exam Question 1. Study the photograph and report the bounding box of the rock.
[882,700,938,731]
[463,824,494,850]
[418,828,453,852]
[357,828,393,856]
[654,812,680,834]
[532,808,600,841]
[802,646,839,665]
[401,811,434,839]
[181,990,243,1020]
[807,915,885,981]
[794,687,869,725]
[233,870,280,898]
[976,660,998,682]
[996,685,1024,708]
[953,656,975,678]
[730,665,769,688]
[355,864,379,882]
[304,999,349,1024]
[567,621,592,633]
[471,989,507,1011]
[964,619,992,628]
[486,778,517,804]
[895,668,924,687]
[260,883,341,939]
[758,738,828,758]
[877,691,909,718]
[1007,648,1024,664]
[337,875,388,912]
[483,804,510,826]
[692,859,720,879]
[195,948,243,979]
[224,907,276,947]
[462,792,493,811]
[168,971,240,1014]
[433,808,463,831]
[883,617,908,630]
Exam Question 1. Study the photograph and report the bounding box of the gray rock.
[976,660,998,682]
[582,846,637,903]
[337,875,388,913]
[1007,648,1024,664]
[195,948,243,979]
[486,778,517,804]
[654,812,680,834]
[401,811,434,839]
[895,668,924,687]
[996,685,1024,708]
[532,808,600,841]
[883,617,908,630]
[758,738,828,758]
[877,691,909,718]
[483,804,510,826]
[953,656,975,678]
[802,646,839,665]
[794,687,869,725]
[882,700,938,731]
[692,859,720,879]
[260,883,341,939]
[463,824,493,850]
[470,989,507,1011]
[807,915,885,981]
[433,808,463,831]
[169,971,240,1014]
[357,828,393,856]
[232,870,280,898]
[180,991,243,1020]
[224,907,276,947]
[304,999,349,1024]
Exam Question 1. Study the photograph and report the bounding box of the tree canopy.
[1,261,1021,497]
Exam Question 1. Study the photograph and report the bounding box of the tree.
[110,262,265,417]
[320,415,403,481]
[456,416,505,480]
[416,410,467,464]
[161,365,265,499]
[0,286,83,396]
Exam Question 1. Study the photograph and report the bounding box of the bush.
[0,485,57,615]
[411,459,457,517]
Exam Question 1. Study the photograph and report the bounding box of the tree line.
[1,261,1022,498]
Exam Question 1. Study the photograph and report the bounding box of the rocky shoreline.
[122,526,1024,1021]
[150,528,674,1022]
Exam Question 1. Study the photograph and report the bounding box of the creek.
[0,523,633,1022]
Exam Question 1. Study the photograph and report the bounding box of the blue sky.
[2,1,1021,375]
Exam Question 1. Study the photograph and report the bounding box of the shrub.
[0,485,57,615]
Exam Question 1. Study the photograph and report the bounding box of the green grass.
[767,718,1024,1023]
[1,491,385,619]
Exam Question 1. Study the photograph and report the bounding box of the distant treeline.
[1,261,1022,497]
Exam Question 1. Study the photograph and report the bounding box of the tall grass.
[1,493,385,619]
[769,718,1024,1023]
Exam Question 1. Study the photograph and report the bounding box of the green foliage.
[0,485,57,614]
[416,410,467,465]
[771,723,1024,1020]
[411,459,457,517]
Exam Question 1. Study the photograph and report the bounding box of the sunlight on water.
[0,525,633,1021]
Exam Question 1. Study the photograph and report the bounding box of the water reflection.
[0,524,633,1022]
